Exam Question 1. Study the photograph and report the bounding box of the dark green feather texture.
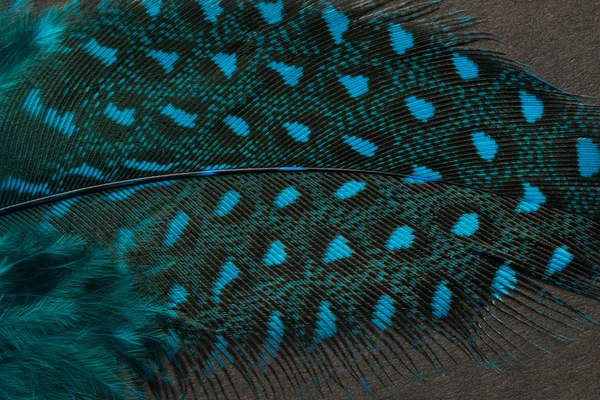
[0,0,598,399]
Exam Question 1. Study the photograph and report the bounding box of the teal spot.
[471,131,498,161]
[147,49,179,73]
[323,236,352,263]
[314,301,337,342]
[576,138,600,178]
[48,198,77,218]
[389,23,414,55]
[164,211,190,247]
[431,280,452,319]
[372,295,395,330]
[385,226,414,250]
[263,311,284,358]
[212,52,237,78]
[0,176,51,196]
[519,90,544,123]
[545,246,574,277]
[142,0,162,16]
[268,62,304,86]
[104,102,135,126]
[256,0,283,24]
[161,104,197,128]
[322,5,348,44]
[211,261,240,302]
[283,122,310,143]
[342,135,377,157]
[69,163,104,179]
[22,89,43,117]
[169,284,187,304]
[123,159,173,172]
[115,228,135,258]
[82,39,117,66]
[198,0,222,22]
[516,183,546,213]
[274,187,300,208]
[491,262,517,300]
[406,96,435,122]
[452,53,479,80]
[405,165,442,184]
[43,108,76,137]
[224,115,250,137]
[263,240,287,266]
[215,190,241,216]
[339,75,369,98]
[451,213,479,237]
[334,181,366,200]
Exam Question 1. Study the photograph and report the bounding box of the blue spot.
[198,0,222,22]
[342,135,377,157]
[431,281,452,319]
[211,52,237,79]
[48,198,77,218]
[211,260,240,302]
[82,39,117,66]
[451,213,479,237]
[115,228,135,258]
[161,104,197,128]
[406,96,435,122]
[147,50,179,73]
[164,211,190,247]
[322,5,349,44]
[452,53,479,80]
[314,301,337,342]
[334,181,366,200]
[22,89,43,117]
[519,90,544,123]
[169,284,187,304]
[274,186,300,208]
[263,311,284,357]
[69,163,104,179]
[471,131,498,162]
[263,240,287,266]
[224,115,250,137]
[385,226,414,250]
[0,176,50,196]
[255,0,283,24]
[576,138,600,178]
[491,262,517,300]
[142,0,162,16]
[323,236,352,263]
[545,246,574,277]
[104,102,135,126]
[516,183,546,213]
[123,159,173,172]
[372,295,395,331]
[268,62,304,86]
[283,122,310,143]
[339,74,369,98]
[389,23,414,55]
[404,165,442,184]
[215,190,241,216]
[43,108,76,137]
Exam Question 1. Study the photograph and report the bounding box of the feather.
[0,0,598,398]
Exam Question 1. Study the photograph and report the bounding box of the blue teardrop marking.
[211,261,240,302]
[389,23,414,55]
[263,240,287,266]
[82,38,118,66]
[164,211,190,247]
[452,53,479,80]
[519,90,544,123]
[211,52,237,79]
[322,5,349,44]
[274,186,300,208]
[69,163,104,180]
[431,281,452,319]
[516,183,546,213]
[256,0,284,24]
[491,262,518,300]
[268,62,304,86]
[104,102,135,126]
[576,138,600,178]
[339,75,369,98]
[43,108,77,137]
[451,213,479,237]
[406,96,435,122]
[404,165,442,184]
[22,89,43,117]
[334,181,366,200]
[385,226,414,250]
[372,295,395,331]
[283,122,310,142]
[142,0,162,16]
[471,131,498,161]
[545,246,574,277]
[323,236,352,263]
[198,0,223,22]
[314,301,337,342]
[160,104,197,128]
[262,311,285,360]
[215,190,241,216]
[147,49,179,73]
[342,135,377,157]
[169,284,188,305]
[224,115,250,137]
